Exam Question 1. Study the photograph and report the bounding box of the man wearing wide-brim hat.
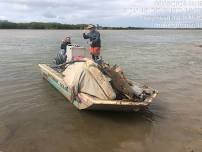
[83,24,101,61]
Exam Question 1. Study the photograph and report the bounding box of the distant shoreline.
[0,21,202,30]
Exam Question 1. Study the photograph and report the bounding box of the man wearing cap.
[83,24,101,61]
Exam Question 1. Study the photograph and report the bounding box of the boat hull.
[38,64,158,111]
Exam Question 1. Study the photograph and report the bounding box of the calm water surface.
[0,30,202,152]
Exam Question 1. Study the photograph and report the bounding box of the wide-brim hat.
[87,24,95,29]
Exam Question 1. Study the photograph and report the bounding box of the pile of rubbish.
[61,58,153,102]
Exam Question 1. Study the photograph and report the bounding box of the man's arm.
[83,32,89,39]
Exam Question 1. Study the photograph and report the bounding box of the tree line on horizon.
[0,20,144,30]
[2,20,199,30]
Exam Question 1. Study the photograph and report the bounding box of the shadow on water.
[81,108,157,123]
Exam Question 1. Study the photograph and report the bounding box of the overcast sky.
[0,0,201,27]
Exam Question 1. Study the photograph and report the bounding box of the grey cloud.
[0,0,62,8]
[43,12,57,19]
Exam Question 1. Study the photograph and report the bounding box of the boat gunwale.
[78,91,158,106]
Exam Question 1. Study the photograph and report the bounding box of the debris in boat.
[61,57,151,102]
[52,45,154,102]
[52,44,151,101]
[51,45,156,103]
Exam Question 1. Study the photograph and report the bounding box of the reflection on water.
[0,30,202,152]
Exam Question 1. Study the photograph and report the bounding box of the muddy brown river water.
[0,30,202,152]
